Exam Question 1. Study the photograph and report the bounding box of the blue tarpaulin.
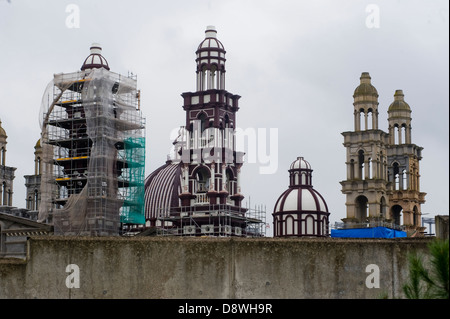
[331,226,407,238]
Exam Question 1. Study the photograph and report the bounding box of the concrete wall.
[0,236,432,299]
[436,215,449,240]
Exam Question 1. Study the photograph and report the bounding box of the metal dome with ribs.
[81,43,110,71]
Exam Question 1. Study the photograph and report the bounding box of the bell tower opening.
[355,195,368,222]
[391,205,403,226]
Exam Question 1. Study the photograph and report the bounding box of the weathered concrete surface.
[0,236,432,299]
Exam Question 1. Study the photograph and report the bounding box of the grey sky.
[0,0,448,236]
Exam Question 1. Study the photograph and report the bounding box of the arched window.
[226,169,234,195]
[355,196,368,222]
[195,166,210,193]
[358,150,365,180]
[198,113,208,133]
[301,172,307,185]
[393,162,400,190]
[394,124,400,145]
[391,205,403,226]
[400,124,406,144]
[367,109,373,130]
[276,217,281,237]
[209,64,217,90]
[350,159,355,179]
[286,215,294,235]
[359,109,365,131]
[380,196,387,218]
[200,64,208,91]
[305,215,315,235]
[1,147,5,165]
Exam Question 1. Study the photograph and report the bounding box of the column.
[346,161,352,180]
[183,164,189,193]
[405,125,411,144]
[373,110,378,130]
[364,112,368,131]
[222,164,227,191]
[236,167,241,194]
[210,162,215,191]
[365,159,370,180]
[354,110,360,131]
[399,171,403,190]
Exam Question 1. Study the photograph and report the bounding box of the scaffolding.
[156,203,267,237]
[118,136,146,225]
[37,68,145,235]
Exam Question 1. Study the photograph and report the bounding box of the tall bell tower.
[386,90,426,231]
[340,72,390,224]
[176,26,245,208]
[0,119,16,207]
[341,73,426,235]
[169,26,255,236]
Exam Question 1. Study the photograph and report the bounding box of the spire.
[196,26,226,91]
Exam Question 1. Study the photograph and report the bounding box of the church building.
[340,72,426,235]
[144,26,264,237]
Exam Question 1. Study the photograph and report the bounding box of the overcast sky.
[0,0,448,236]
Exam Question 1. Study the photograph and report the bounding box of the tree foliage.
[403,239,449,299]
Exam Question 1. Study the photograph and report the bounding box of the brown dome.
[353,72,378,97]
[81,43,110,71]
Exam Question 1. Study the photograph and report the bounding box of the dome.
[0,120,6,138]
[196,26,226,70]
[274,187,329,213]
[290,156,311,170]
[353,72,378,97]
[80,43,110,71]
[388,90,411,112]
[197,26,225,51]
[272,156,330,237]
[144,161,182,225]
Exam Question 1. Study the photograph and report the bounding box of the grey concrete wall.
[0,236,432,299]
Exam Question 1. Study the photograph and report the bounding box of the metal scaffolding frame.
[38,68,145,235]
[155,203,267,237]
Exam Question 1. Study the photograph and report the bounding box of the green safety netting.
[119,136,145,224]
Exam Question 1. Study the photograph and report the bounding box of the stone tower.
[340,73,390,224]
[0,120,16,207]
[340,73,426,234]
[386,90,426,231]
[24,139,43,216]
